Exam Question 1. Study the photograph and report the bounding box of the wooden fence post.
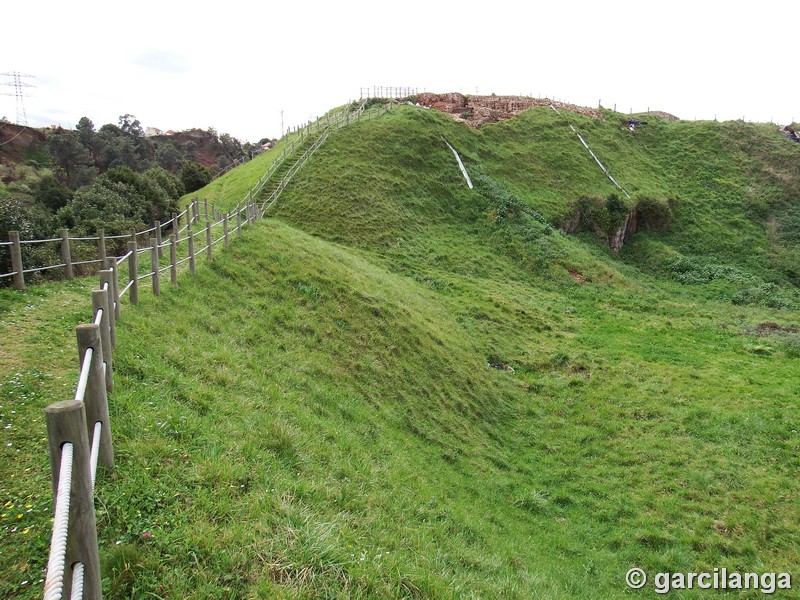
[99,269,117,349]
[9,231,25,291]
[97,229,106,265]
[75,323,114,471]
[91,289,114,393]
[223,214,229,247]
[103,258,121,321]
[60,229,74,280]
[155,221,163,259]
[187,224,196,274]
[204,199,209,223]
[205,223,212,260]
[170,234,177,285]
[150,237,160,296]
[236,207,242,237]
[127,241,138,305]
[45,400,102,600]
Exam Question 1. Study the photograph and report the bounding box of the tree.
[179,161,212,193]
[96,123,151,171]
[76,117,95,147]
[154,141,185,172]
[46,127,98,188]
[34,174,74,212]
[143,166,185,203]
[118,114,144,138]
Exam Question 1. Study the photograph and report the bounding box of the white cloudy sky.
[2,0,797,142]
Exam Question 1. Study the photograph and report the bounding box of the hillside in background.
[1,102,799,598]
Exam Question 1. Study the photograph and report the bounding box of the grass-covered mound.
[2,104,799,598]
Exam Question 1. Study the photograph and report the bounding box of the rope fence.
[2,199,196,291]
[33,99,380,599]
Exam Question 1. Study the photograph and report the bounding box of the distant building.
[144,126,164,137]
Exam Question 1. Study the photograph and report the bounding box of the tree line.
[0,114,262,280]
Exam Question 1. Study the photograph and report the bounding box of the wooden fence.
[34,98,390,600]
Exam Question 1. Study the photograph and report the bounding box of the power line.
[1,71,36,126]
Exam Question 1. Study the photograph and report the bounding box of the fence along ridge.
[37,99,384,599]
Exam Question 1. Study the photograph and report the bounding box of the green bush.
[668,256,757,285]
[0,199,56,282]
[732,283,795,309]
[180,161,212,194]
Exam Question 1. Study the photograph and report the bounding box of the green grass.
[2,104,799,598]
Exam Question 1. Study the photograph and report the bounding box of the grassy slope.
[2,105,799,598]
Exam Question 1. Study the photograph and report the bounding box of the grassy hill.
[1,104,799,598]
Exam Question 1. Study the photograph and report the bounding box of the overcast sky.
[2,0,797,142]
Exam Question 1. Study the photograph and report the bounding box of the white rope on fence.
[19,237,62,244]
[116,251,132,266]
[43,442,74,600]
[23,263,67,274]
[90,421,102,489]
[71,258,105,267]
[119,279,134,298]
[70,562,84,600]
[74,347,93,403]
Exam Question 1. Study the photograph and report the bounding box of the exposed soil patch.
[568,269,586,284]
[0,122,47,174]
[416,92,602,127]
[754,322,799,336]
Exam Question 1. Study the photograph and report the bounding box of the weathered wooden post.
[172,211,179,235]
[155,221,163,259]
[223,214,229,247]
[75,323,114,471]
[8,231,25,291]
[98,269,117,349]
[97,229,106,265]
[205,223,212,260]
[44,400,102,600]
[91,289,114,393]
[127,241,138,305]
[170,234,177,285]
[60,229,74,280]
[150,237,160,296]
[102,258,121,321]
[193,198,199,224]
[187,224,196,274]
[236,206,242,237]
[204,199,209,223]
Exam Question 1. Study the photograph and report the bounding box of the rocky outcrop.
[416,93,602,127]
